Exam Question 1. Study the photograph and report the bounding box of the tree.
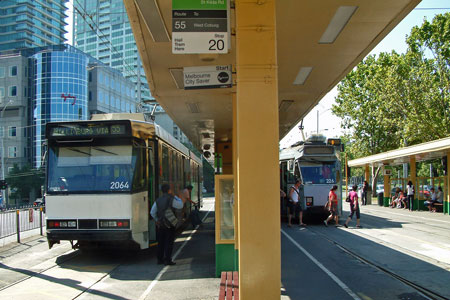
[333,13,450,191]
[6,164,44,204]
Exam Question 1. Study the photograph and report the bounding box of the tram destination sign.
[50,124,127,137]
[183,65,232,89]
[172,0,229,54]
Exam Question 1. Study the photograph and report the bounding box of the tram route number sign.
[183,65,232,89]
[50,124,127,137]
[172,0,229,54]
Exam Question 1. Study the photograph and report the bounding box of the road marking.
[281,229,362,300]
[362,207,450,225]
[138,203,213,300]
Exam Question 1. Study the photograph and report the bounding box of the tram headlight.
[47,220,77,229]
[99,219,130,229]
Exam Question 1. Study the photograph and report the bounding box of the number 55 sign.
[172,0,229,54]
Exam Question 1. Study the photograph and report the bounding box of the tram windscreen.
[299,162,337,184]
[47,144,145,193]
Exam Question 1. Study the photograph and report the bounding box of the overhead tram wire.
[73,0,140,80]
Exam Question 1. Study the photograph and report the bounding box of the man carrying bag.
[150,184,183,265]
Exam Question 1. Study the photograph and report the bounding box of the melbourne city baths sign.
[183,65,232,89]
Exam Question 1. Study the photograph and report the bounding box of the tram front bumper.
[47,229,132,242]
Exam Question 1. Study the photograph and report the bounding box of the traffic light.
[0,180,7,190]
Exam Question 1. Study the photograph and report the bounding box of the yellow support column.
[410,156,416,210]
[235,0,280,299]
[364,164,370,204]
[232,93,239,268]
[447,152,450,214]
[383,166,390,207]
[365,165,370,183]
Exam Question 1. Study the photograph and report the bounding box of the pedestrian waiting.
[324,185,339,227]
[150,184,183,266]
[344,185,362,228]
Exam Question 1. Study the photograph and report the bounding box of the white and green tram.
[280,134,342,218]
[45,113,202,250]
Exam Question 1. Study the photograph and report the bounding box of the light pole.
[0,98,13,206]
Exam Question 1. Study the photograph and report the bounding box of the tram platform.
[139,197,221,300]
[1,198,449,300]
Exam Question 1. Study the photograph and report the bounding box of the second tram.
[280,134,342,218]
[44,113,202,250]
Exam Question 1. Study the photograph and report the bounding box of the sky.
[63,1,450,147]
[280,0,450,148]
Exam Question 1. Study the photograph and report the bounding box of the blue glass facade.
[0,0,68,51]
[32,49,88,166]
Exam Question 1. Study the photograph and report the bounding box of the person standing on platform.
[288,179,306,227]
[150,184,183,266]
[180,185,196,206]
[324,185,339,227]
[361,181,369,205]
[344,185,362,228]
[406,181,415,211]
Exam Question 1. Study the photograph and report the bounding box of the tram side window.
[132,141,147,191]
[161,144,170,186]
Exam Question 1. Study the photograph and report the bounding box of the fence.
[0,206,45,243]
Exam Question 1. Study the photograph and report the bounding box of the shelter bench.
[433,203,443,212]
[219,271,239,300]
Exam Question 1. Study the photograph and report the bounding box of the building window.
[89,91,92,101]
[0,127,3,137]
[8,146,17,158]
[0,67,5,78]
[0,87,4,98]
[8,126,16,137]
[9,86,17,97]
[89,71,92,82]
[9,66,17,77]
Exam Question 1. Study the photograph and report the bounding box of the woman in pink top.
[324,185,339,227]
[344,185,361,228]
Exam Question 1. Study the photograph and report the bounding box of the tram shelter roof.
[123,0,420,152]
[348,137,450,168]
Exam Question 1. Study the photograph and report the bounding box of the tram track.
[307,226,449,300]
[0,248,80,292]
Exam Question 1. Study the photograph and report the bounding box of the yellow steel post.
[365,165,370,183]
[447,152,450,214]
[410,156,416,210]
[232,93,239,259]
[384,166,390,207]
[235,0,280,298]
[364,164,370,204]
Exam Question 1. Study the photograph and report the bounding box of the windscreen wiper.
[93,147,117,155]
[68,148,91,156]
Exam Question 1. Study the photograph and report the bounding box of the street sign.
[183,65,232,89]
[172,0,229,54]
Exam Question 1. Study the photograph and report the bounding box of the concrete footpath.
[139,198,221,300]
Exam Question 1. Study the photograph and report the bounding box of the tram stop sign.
[172,0,229,54]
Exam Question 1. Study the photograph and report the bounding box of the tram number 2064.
[110,181,130,190]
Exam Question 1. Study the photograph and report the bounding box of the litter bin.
[377,192,383,206]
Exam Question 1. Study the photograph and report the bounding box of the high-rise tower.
[73,0,151,103]
[0,0,68,51]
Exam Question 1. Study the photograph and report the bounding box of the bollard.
[16,210,20,243]
[39,207,43,236]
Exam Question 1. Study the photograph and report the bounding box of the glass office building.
[32,46,88,166]
[73,0,151,103]
[0,0,68,51]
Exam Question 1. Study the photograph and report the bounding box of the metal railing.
[0,206,45,243]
